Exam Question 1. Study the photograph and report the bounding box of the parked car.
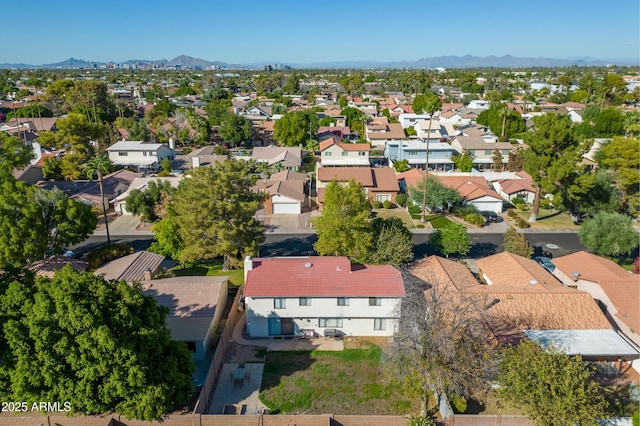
[481,211,502,223]
[534,256,555,273]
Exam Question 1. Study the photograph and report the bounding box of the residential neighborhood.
[0,44,639,426]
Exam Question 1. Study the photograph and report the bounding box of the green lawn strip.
[511,208,579,229]
[259,346,415,415]
[428,214,456,229]
[171,260,244,286]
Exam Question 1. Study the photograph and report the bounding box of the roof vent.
[304,262,313,268]
[571,272,580,277]
[336,266,342,271]
[528,279,538,285]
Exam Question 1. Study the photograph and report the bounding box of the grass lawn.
[371,208,416,228]
[171,260,244,286]
[509,208,580,229]
[427,214,456,229]
[259,345,417,415]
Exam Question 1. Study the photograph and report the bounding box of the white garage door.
[273,202,300,214]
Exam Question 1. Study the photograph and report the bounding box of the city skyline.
[3,0,640,65]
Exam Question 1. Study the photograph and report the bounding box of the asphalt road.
[74,232,587,260]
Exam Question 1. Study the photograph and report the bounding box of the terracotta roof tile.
[317,167,374,187]
[475,252,562,291]
[598,279,640,334]
[552,251,633,283]
[244,257,405,298]
[435,176,504,202]
[372,167,400,191]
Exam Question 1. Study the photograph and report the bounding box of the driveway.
[93,214,151,236]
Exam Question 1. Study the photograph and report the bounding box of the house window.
[374,318,386,330]
[484,150,492,155]
[299,297,311,306]
[337,297,349,306]
[369,297,381,306]
[376,194,390,202]
[341,151,349,156]
[319,318,343,328]
[274,298,286,309]
[325,152,332,157]
[358,151,366,156]
[501,150,510,155]
[118,152,128,156]
[143,151,149,156]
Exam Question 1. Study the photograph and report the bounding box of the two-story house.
[385,140,456,171]
[364,117,406,150]
[398,113,431,129]
[107,141,174,172]
[450,136,515,171]
[243,256,405,338]
[319,139,370,167]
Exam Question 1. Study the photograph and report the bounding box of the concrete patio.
[207,362,267,415]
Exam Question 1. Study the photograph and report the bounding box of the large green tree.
[408,175,461,218]
[0,132,34,173]
[314,179,372,263]
[125,180,176,223]
[523,114,593,223]
[411,92,442,116]
[0,178,97,265]
[0,266,193,420]
[503,227,534,258]
[274,110,319,147]
[497,341,607,426]
[172,160,264,269]
[150,214,184,262]
[597,136,640,216]
[477,105,525,139]
[578,212,638,256]
[219,113,252,146]
[429,223,472,258]
[368,217,414,265]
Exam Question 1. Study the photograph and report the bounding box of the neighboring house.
[450,136,515,171]
[107,141,174,172]
[5,116,61,133]
[319,139,370,167]
[254,170,308,214]
[251,145,303,171]
[316,126,351,140]
[551,251,640,350]
[467,99,490,110]
[243,256,405,337]
[398,113,431,129]
[112,176,182,215]
[435,175,505,213]
[243,105,273,121]
[470,253,639,361]
[493,171,536,204]
[141,276,229,361]
[94,250,170,283]
[364,118,405,150]
[385,140,456,171]
[581,138,609,171]
[29,255,88,278]
[172,145,228,171]
[12,164,43,185]
[316,166,400,206]
[37,169,140,210]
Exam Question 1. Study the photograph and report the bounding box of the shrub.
[450,394,468,413]
[507,209,518,219]
[395,193,408,207]
[452,204,477,218]
[383,200,392,209]
[515,202,527,211]
[371,200,383,209]
[181,147,192,155]
[539,198,551,209]
[465,213,485,226]
[416,224,425,229]
[408,203,421,216]
[515,217,531,228]
[512,196,526,205]
[87,243,134,270]
[156,170,171,177]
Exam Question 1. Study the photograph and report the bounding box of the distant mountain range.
[0,54,637,70]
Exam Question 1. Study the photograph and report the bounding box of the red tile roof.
[435,176,504,202]
[552,251,633,283]
[244,257,405,298]
[598,279,640,335]
[317,167,374,186]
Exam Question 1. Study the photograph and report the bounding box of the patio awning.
[525,329,640,360]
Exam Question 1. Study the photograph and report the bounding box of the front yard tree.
[429,223,471,258]
[85,154,112,245]
[172,160,265,270]
[125,180,176,223]
[452,150,474,172]
[314,179,373,263]
[0,266,194,420]
[219,112,252,146]
[503,227,534,258]
[597,136,640,215]
[274,110,319,147]
[523,113,593,223]
[578,212,639,256]
[497,341,607,426]
[385,268,495,415]
[149,214,184,262]
[408,175,461,219]
[368,217,414,265]
[0,178,97,265]
[0,132,34,173]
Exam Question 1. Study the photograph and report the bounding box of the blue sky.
[4,0,639,64]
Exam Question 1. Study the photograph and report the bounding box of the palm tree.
[85,154,112,244]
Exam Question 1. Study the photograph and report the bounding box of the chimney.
[169,138,175,151]
[143,267,152,281]
[192,156,201,168]
[244,256,253,282]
